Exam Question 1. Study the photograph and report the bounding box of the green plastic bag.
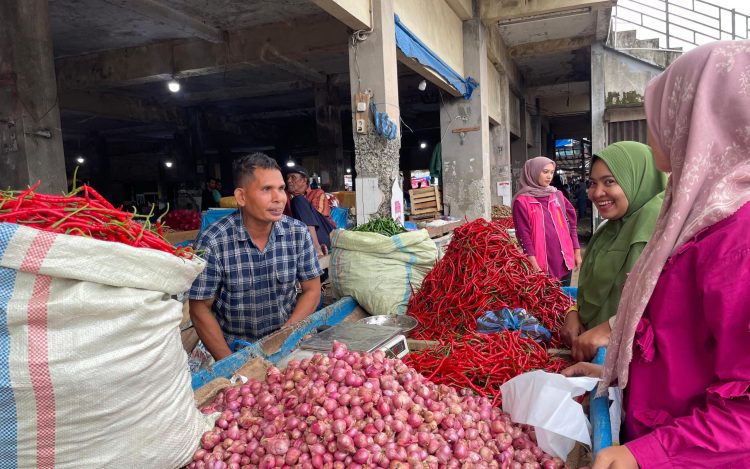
[330,229,437,315]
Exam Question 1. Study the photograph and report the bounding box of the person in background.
[575,180,588,217]
[551,173,570,200]
[188,153,323,361]
[561,141,666,361]
[512,157,582,286]
[201,178,219,210]
[563,40,750,468]
[284,166,335,256]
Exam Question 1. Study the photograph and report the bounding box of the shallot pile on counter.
[191,342,565,469]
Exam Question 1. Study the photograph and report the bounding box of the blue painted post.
[591,347,612,456]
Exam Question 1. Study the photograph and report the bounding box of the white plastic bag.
[500,370,599,460]
[0,223,209,468]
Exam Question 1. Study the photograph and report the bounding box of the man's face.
[234,168,287,224]
[208,179,217,190]
[286,172,308,196]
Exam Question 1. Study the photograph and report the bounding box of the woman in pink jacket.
[512,157,582,285]
[565,40,750,468]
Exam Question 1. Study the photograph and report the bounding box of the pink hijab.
[513,156,558,200]
[601,40,750,393]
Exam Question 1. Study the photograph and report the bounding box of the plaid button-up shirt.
[188,212,323,342]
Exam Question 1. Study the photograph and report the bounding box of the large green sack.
[330,229,438,315]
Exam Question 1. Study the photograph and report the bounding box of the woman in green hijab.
[561,141,666,360]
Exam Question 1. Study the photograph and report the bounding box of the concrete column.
[440,17,491,220]
[0,0,66,193]
[314,76,345,192]
[348,0,401,220]
[489,123,511,207]
[590,42,607,231]
[510,97,528,195]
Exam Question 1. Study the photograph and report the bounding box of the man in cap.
[285,166,335,256]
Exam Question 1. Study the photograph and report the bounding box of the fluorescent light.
[165,161,174,168]
[75,156,85,164]
[420,142,427,149]
[346,168,352,174]
[167,79,181,93]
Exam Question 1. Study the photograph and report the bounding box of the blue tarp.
[394,15,478,99]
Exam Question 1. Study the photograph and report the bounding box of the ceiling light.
[165,161,174,168]
[75,155,85,164]
[346,168,352,174]
[167,79,181,93]
[286,159,295,167]
[420,142,427,149]
[418,80,427,91]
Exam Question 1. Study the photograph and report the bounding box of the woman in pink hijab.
[565,40,750,468]
[512,157,582,285]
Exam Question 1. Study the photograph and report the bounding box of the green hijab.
[577,141,667,328]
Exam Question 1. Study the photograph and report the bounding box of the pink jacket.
[513,194,575,272]
[624,202,750,468]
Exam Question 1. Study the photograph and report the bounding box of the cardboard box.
[163,229,199,245]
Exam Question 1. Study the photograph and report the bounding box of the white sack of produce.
[0,223,208,468]
[500,370,599,460]
[330,229,437,315]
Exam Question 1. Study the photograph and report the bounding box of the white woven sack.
[330,229,437,315]
[0,223,208,468]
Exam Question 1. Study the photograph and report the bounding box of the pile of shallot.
[190,342,566,469]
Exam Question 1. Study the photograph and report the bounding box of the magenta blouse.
[624,202,750,468]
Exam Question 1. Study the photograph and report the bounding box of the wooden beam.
[480,0,615,24]
[509,35,596,58]
[56,14,348,90]
[102,0,224,43]
[396,51,462,97]
[181,81,310,104]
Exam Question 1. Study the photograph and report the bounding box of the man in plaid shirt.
[188,153,323,361]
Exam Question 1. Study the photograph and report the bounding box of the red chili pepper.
[404,219,572,404]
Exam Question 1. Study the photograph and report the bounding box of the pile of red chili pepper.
[494,216,514,230]
[0,182,195,259]
[404,218,571,401]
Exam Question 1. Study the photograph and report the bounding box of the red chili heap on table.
[0,182,195,259]
[405,219,571,404]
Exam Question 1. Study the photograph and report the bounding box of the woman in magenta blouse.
[565,40,750,468]
[512,157,582,286]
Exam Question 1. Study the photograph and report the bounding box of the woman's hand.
[574,249,583,268]
[561,308,584,348]
[572,320,611,362]
[591,446,638,469]
[528,255,542,272]
[561,362,603,378]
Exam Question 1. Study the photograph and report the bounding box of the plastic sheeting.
[394,15,478,99]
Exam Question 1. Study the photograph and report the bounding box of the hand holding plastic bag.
[500,370,599,460]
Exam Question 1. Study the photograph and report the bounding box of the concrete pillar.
[314,76,345,192]
[510,97,528,195]
[489,123,511,207]
[0,0,66,193]
[348,0,401,221]
[440,17,491,220]
[590,42,607,231]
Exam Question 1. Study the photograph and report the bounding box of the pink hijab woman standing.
[566,41,750,468]
[512,157,582,285]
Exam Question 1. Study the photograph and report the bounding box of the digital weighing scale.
[276,323,410,370]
